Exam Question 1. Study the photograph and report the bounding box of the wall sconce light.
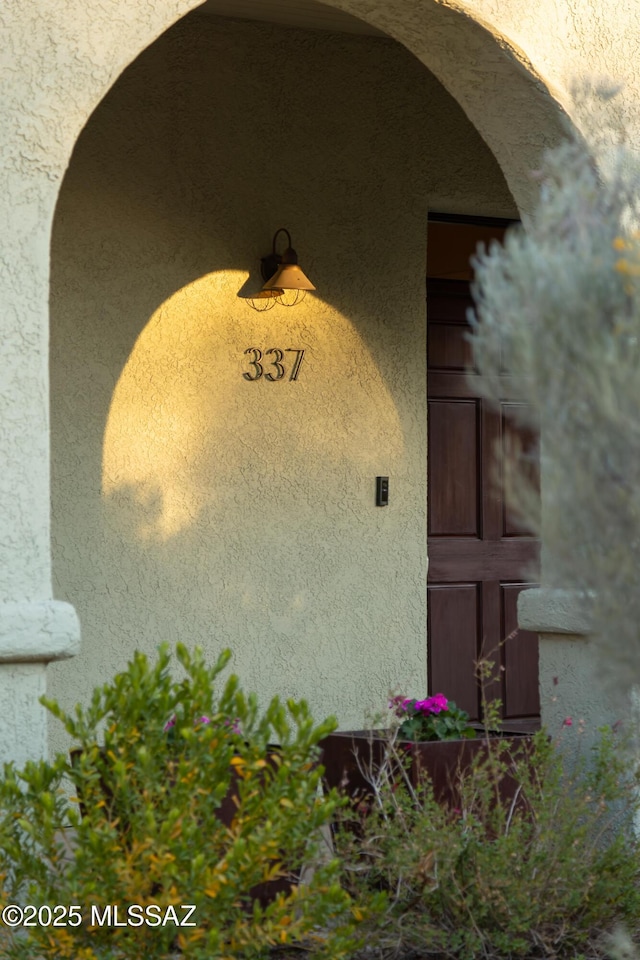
[248,228,316,311]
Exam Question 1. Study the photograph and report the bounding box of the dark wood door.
[427,280,540,727]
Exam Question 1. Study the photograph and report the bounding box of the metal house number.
[242,347,305,382]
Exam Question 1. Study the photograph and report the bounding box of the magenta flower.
[165,714,226,733]
[563,717,573,727]
[415,694,448,715]
[429,693,448,713]
[394,691,473,741]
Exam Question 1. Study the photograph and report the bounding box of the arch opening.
[47,0,569,753]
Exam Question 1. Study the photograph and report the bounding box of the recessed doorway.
[427,215,540,730]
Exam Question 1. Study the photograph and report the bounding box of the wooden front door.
[427,279,540,727]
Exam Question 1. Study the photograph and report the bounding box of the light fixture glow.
[247,228,315,310]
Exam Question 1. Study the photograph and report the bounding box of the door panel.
[501,582,540,718]
[428,399,479,537]
[427,319,473,370]
[427,279,540,727]
[427,583,481,718]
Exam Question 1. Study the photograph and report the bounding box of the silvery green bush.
[470,85,640,697]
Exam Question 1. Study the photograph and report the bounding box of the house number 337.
[242,347,305,382]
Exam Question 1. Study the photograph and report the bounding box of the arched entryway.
[0,0,574,763]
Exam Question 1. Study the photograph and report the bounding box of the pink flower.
[563,717,573,727]
[430,693,449,713]
[164,714,213,732]
[415,694,448,715]
[392,692,451,719]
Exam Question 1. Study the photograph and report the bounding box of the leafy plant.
[390,694,476,742]
[332,721,640,960]
[0,644,361,960]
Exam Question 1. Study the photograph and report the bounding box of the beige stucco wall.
[3,0,638,765]
[47,13,517,751]
[538,634,621,737]
[519,588,622,749]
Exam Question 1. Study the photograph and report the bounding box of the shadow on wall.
[101,272,404,545]
[49,266,409,747]
[48,10,516,751]
[48,199,418,750]
[98,270,406,681]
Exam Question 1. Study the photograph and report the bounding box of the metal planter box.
[320,728,533,811]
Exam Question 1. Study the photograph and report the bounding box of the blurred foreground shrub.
[0,644,360,960]
[333,722,640,960]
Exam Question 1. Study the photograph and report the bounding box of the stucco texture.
[538,633,621,745]
[48,13,516,750]
[3,0,636,764]
[0,0,588,614]
[0,666,48,768]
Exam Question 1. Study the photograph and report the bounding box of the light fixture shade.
[263,262,316,291]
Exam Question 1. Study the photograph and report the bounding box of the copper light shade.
[245,228,315,311]
[260,228,315,303]
[263,262,315,291]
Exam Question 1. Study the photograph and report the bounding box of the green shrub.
[332,723,640,960]
[0,644,360,960]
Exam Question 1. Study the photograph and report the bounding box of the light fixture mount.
[260,228,315,306]
[244,228,316,311]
